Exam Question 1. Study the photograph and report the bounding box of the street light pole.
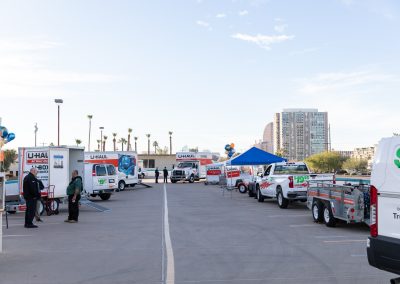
[34,123,38,147]
[88,115,93,151]
[169,131,173,155]
[54,99,63,146]
[99,127,104,151]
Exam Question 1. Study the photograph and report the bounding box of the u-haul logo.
[177,154,195,159]
[27,151,48,164]
[394,148,400,169]
[89,154,107,159]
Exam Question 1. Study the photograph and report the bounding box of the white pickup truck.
[251,162,334,209]
[367,137,400,279]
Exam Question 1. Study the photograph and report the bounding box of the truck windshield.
[274,165,309,175]
[178,162,195,168]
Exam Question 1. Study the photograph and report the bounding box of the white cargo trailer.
[19,146,85,212]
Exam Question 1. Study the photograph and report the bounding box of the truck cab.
[367,137,400,276]
[171,161,200,183]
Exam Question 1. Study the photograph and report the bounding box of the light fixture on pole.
[34,123,38,147]
[54,99,63,146]
[99,127,104,151]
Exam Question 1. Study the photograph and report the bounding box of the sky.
[0,0,399,154]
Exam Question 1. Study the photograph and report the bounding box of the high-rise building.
[262,122,274,153]
[274,108,329,161]
[274,113,281,153]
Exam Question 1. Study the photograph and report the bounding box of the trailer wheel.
[39,200,45,216]
[238,184,247,194]
[257,188,264,202]
[254,184,259,199]
[277,190,289,209]
[323,204,336,227]
[100,193,111,201]
[189,175,195,183]
[248,184,255,197]
[118,181,126,191]
[312,201,324,223]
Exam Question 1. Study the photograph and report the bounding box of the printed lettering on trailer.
[27,151,48,164]
[89,154,108,160]
[177,153,195,159]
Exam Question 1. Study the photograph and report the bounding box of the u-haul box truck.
[85,151,138,191]
[171,152,215,183]
[19,146,84,212]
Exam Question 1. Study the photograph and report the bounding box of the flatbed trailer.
[307,181,371,227]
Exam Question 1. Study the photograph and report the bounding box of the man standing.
[155,168,159,183]
[23,168,41,228]
[163,167,168,183]
[65,170,82,223]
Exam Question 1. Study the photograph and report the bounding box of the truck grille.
[173,170,185,176]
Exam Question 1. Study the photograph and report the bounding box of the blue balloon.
[6,133,15,142]
[224,144,231,151]
[0,126,8,139]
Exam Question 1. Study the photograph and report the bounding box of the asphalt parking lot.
[0,181,397,284]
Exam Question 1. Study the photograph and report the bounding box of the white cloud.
[298,70,398,94]
[231,33,294,49]
[238,10,249,16]
[196,20,210,27]
[216,13,227,18]
[274,24,288,33]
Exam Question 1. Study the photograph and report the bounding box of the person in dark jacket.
[155,168,159,183]
[23,168,41,228]
[163,167,169,183]
[65,170,82,223]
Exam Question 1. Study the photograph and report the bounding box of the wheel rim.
[50,200,58,211]
[240,185,245,192]
[278,193,282,205]
[313,205,319,220]
[324,207,330,223]
[119,182,124,190]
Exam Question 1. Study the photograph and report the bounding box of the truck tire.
[254,184,259,199]
[277,189,289,209]
[171,179,177,184]
[312,201,324,223]
[118,181,126,191]
[257,188,265,202]
[189,175,195,183]
[248,183,255,197]
[323,204,336,227]
[100,193,111,201]
[238,184,247,194]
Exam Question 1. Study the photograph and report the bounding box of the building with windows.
[274,108,329,161]
[333,150,353,159]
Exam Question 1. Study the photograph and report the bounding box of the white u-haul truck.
[171,152,215,183]
[85,151,138,191]
[367,137,400,279]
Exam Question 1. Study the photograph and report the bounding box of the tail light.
[92,166,96,177]
[370,185,378,237]
[289,176,294,188]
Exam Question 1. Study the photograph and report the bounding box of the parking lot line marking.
[315,235,346,239]
[163,183,175,284]
[289,224,316,228]
[3,235,33,238]
[323,239,366,244]
[351,254,367,257]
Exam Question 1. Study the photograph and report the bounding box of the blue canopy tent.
[226,147,286,166]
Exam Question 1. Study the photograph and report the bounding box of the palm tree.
[153,141,159,154]
[103,135,108,151]
[146,134,151,155]
[87,115,93,151]
[75,139,82,146]
[119,138,127,151]
[134,136,138,153]
[168,131,173,155]
[96,139,101,151]
[127,128,132,151]
[112,133,117,151]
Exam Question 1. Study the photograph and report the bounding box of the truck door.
[94,165,108,190]
[260,165,274,196]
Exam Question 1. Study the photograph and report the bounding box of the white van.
[367,137,400,276]
[84,163,118,200]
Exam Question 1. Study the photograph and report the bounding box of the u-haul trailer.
[19,146,85,213]
[85,151,138,191]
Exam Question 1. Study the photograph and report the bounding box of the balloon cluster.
[225,143,236,158]
[0,126,16,148]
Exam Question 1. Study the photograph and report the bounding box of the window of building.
[143,159,155,168]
